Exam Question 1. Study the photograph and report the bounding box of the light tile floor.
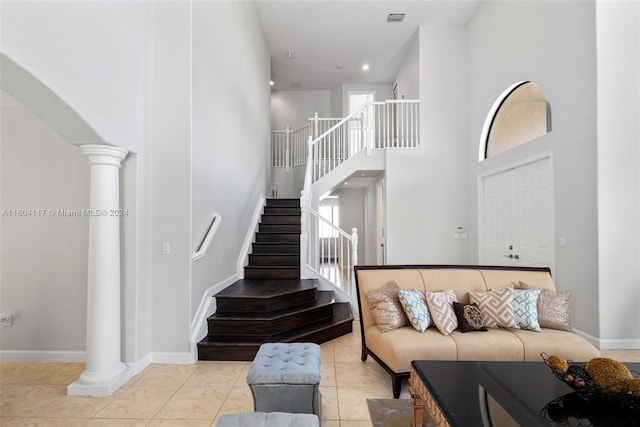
[0,324,400,427]
[1,323,639,427]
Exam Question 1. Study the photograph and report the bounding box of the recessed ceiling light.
[344,181,349,185]
[362,64,370,71]
[270,80,274,86]
[387,13,405,23]
[336,64,342,69]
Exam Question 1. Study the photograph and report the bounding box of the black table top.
[411,360,640,427]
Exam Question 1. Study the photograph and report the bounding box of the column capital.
[81,144,128,168]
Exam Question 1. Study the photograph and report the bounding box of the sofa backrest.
[354,265,554,331]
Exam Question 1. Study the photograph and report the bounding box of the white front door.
[481,157,555,272]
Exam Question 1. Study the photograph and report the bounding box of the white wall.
[191,1,271,321]
[270,90,331,130]
[385,25,469,264]
[271,166,306,199]
[393,29,420,100]
[147,1,193,357]
[330,86,343,117]
[0,91,89,356]
[467,1,599,338]
[363,181,379,265]
[0,0,147,153]
[336,188,365,264]
[596,0,640,347]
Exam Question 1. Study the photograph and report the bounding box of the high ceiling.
[255,0,482,91]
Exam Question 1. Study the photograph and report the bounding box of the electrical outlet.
[0,313,13,326]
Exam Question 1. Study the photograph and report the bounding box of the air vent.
[387,13,405,23]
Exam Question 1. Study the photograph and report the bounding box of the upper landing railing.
[270,99,420,178]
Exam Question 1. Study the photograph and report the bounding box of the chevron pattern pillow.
[398,289,431,332]
[425,290,458,336]
[513,289,541,331]
[469,288,518,328]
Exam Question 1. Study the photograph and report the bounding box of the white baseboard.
[129,353,152,375]
[150,352,194,364]
[0,350,196,366]
[0,351,86,362]
[597,338,640,350]
[573,328,640,350]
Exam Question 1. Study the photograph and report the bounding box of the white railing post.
[285,125,291,173]
[313,112,319,139]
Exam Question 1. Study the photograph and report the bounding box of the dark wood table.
[409,360,640,427]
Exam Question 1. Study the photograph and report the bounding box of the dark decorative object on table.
[541,353,640,426]
[542,390,640,426]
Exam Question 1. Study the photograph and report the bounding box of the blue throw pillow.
[398,289,432,332]
[513,289,541,331]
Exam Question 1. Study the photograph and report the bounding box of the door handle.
[504,254,513,259]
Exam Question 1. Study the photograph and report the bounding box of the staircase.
[197,198,354,361]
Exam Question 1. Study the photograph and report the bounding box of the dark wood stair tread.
[197,303,354,360]
[211,291,334,321]
[216,278,315,298]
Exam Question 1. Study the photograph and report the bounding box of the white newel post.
[68,144,133,397]
[351,228,358,267]
[285,125,291,173]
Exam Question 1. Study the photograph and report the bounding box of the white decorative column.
[68,144,133,396]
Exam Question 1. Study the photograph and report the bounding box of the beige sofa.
[354,265,600,398]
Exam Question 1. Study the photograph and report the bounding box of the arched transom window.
[480,81,552,160]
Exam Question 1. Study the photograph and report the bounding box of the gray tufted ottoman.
[215,412,319,427]
[246,342,321,416]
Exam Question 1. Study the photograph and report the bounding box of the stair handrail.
[305,207,358,300]
[192,213,222,261]
[311,103,368,151]
[309,103,370,182]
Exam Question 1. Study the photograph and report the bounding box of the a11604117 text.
[1,209,129,217]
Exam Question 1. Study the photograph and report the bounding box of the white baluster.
[351,227,358,267]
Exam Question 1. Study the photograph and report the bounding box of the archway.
[479,81,552,160]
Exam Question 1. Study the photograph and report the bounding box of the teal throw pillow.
[398,289,432,332]
[513,289,541,331]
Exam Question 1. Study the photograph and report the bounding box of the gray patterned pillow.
[365,281,409,333]
[425,290,458,336]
